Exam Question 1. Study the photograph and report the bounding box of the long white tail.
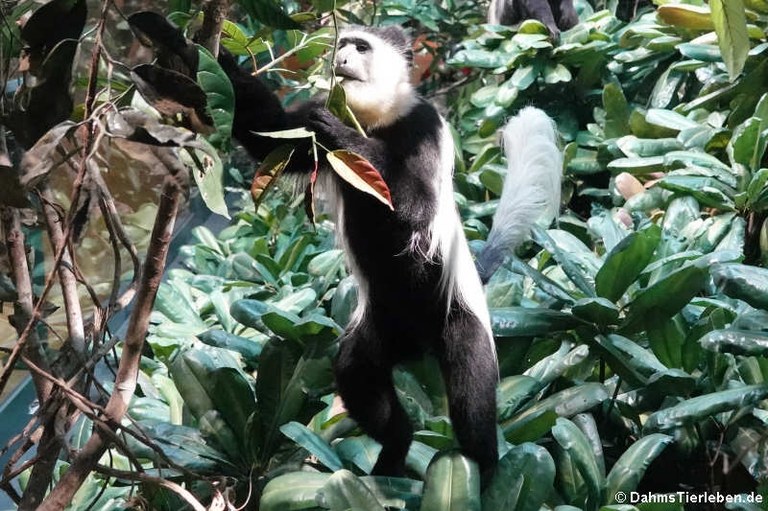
[476,107,563,283]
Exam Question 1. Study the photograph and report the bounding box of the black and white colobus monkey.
[222,25,561,479]
[488,0,579,38]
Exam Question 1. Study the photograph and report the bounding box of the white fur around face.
[336,29,417,129]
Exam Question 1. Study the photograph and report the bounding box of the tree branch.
[37,150,186,510]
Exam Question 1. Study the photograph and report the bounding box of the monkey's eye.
[355,42,370,53]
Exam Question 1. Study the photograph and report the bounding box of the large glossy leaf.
[184,136,229,218]
[699,329,768,357]
[622,262,709,333]
[197,329,263,363]
[710,0,749,80]
[237,0,300,29]
[604,434,673,504]
[260,472,330,511]
[552,418,604,510]
[281,421,343,471]
[503,384,609,442]
[497,375,543,421]
[327,150,394,210]
[711,263,768,310]
[420,451,481,511]
[490,307,580,337]
[359,476,424,510]
[319,470,387,511]
[595,225,661,302]
[603,82,630,139]
[481,443,556,511]
[210,367,257,447]
[644,385,768,432]
[196,45,234,151]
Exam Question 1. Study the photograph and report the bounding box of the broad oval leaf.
[196,45,234,151]
[604,434,673,504]
[420,451,481,511]
[481,443,555,511]
[319,470,387,511]
[280,421,343,471]
[595,225,661,303]
[551,418,604,510]
[644,384,768,432]
[260,472,330,511]
[710,0,749,80]
[327,150,394,210]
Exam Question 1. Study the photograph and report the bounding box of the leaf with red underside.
[304,161,319,225]
[326,150,394,210]
[251,144,294,210]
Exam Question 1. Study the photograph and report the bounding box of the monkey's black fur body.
[222,27,500,478]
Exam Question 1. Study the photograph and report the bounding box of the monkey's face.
[333,29,415,129]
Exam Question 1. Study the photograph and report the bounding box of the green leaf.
[644,384,768,432]
[482,443,556,511]
[711,263,768,310]
[237,0,300,29]
[184,136,229,218]
[281,421,343,471]
[497,375,543,421]
[196,45,234,152]
[336,437,381,474]
[604,434,673,504]
[710,0,749,80]
[260,472,330,511]
[220,20,268,56]
[510,65,538,90]
[420,451,481,511]
[645,109,699,131]
[490,307,580,337]
[359,476,424,510]
[197,329,263,363]
[603,83,630,139]
[699,329,768,357]
[595,225,661,302]
[571,297,619,325]
[211,367,257,446]
[503,384,609,443]
[319,470,387,511]
[622,262,709,333]
[552,418,604,510]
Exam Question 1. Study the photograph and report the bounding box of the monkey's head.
[333,26,416,129]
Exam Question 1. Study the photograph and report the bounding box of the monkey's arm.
[219,52,319,172]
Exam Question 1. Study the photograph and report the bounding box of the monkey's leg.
[439,309,499,481]
[550,0,579,30]
[334,327,413,476]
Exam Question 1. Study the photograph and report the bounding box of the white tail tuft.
[476,107,563,282]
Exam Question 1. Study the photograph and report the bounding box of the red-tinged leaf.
[326,150,393,210]
[304,161,319,225]
[251,144,294,209]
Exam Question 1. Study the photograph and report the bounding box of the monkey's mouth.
[334,67,365,83]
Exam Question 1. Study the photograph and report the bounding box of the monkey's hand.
[307,107,365,151]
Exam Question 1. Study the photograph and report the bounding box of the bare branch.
[38,150,187,510]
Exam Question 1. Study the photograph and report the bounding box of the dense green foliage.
[14,0,768,509]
